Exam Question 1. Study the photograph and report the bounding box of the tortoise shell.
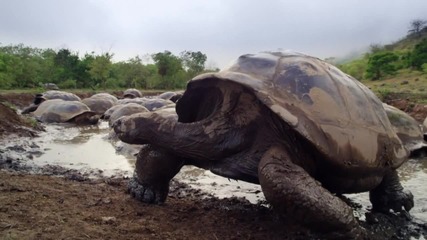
[33,99,95,123]
[179,51,407,169]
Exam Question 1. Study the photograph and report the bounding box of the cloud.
[1,0,426,68]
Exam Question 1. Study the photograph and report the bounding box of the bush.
[422,63,427,73]
[58,79,77,89]
[104,78,120,89]
[365,52,399,80]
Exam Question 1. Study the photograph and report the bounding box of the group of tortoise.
[24,51,427,239]
[22,88,180,125]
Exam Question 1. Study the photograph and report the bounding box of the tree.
[112,56,154,88]
[0,52,15,89]
[369,43,383,54]
[180,50,207,77]
[88,53,113,89]
[152,51,183,89]
[338,58,368,80]
[365,52,398,80]
[75,52,95,88]
[53,48,80,84]
[409,39,427,70]
[408,19,427,36]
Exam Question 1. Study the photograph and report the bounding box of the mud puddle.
[29,121,265,203]
[32,122,135,177]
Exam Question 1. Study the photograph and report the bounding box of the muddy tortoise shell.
[33,99,95,123]
[178,51,407,169]
[383,103,426,155]
[90,93,118,103]
[123,88,142,99]
[82,95,116,115]
[42,90,81,102]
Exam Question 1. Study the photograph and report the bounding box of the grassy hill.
[337,28,427,103]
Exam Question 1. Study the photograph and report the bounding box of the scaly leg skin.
[258,146,366,239]
[128,145,184,204]
[369,169,414,216]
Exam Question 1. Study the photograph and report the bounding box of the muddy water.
[32,122,136,177]
[31,122,427,228]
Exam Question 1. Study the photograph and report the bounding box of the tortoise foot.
[127,174,168,204]
[370,170,414,214]
[370,188,414,214]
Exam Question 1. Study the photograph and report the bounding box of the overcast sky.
[1,0,426,68]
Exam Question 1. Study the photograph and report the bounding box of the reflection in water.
[33,122,135,176]
[397,159,427,224]
[32,122,427,226]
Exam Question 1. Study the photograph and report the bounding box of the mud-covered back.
[108,103,149,127]
[82,97,116,115]
[190,51,407,168]
[123,88,142,98]
[90,93,118,103]
[383,103,425,153]
[34,99,93,123]
[43,90,81,101]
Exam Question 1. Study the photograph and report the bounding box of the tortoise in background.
[21,90,81,114]
[82,93,117,116]
[384,103,427,158]
[123,88,142,99]
[33,99,98,124]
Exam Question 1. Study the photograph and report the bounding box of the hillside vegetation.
[337,22,427,103]
[0,46,212,91]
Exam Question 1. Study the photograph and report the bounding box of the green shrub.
[422,63,427,73]
[376,88,392,100]
[58,79,77,89]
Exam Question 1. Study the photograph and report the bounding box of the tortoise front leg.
[258,145,365,239]
[128,145,184,204]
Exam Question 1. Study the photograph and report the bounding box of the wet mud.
[0,121,426,239]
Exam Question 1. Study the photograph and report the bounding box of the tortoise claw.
[127,174,168,204]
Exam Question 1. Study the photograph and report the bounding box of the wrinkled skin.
[114,52,413,239]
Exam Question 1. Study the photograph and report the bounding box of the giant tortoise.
[158,91,184,103]
[108,103,149,127]
[21,90,81,114]
[123,88,142,99]
[113,51,413,238]
[33,99,98,124]
[383,103,427,158]
[81,93,117,116]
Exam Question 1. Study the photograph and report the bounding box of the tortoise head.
[114,79,269,161]
[71,111,99,125]
[34,94,46,105]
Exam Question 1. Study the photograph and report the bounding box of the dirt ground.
[0,92,427,240]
